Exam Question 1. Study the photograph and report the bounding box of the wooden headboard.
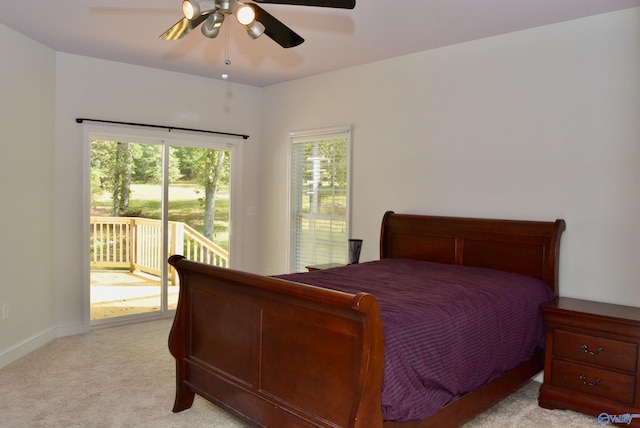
[380,211,566,294]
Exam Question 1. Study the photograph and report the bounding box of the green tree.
[169,146,230,240]
[91,140,133,216]
[195,149,228,240]
[172,146,199,181]
[90,141,112,206]
[115,142,133,215]
[131,144,162,183]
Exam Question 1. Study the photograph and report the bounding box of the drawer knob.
[582,343,604,355]
[579,374,601,386]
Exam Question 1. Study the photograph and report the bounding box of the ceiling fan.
[160,0,356,48]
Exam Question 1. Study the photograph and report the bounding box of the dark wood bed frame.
[168,211,565,427]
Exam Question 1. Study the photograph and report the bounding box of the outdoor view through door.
[89,132,234,323]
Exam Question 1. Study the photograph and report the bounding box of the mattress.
[277,258,555,421]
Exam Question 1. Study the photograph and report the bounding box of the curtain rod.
[75,118,249,140]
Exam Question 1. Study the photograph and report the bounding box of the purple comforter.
[277,258,555,421]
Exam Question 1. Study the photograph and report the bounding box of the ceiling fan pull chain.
[222,19,231,79]
[225,18,231,64]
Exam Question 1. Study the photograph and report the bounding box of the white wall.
[261,8,640,307]
[54,53,264,335]
[0,25,57,365]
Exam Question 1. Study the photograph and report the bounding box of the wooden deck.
[90,270,179,320]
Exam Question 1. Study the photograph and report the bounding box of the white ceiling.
[1,0,639,87]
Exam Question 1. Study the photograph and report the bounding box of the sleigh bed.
[168,211,565,427]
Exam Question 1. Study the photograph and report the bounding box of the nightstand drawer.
[550,359,636,405]
[554,329,638,372]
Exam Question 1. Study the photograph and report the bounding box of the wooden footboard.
[168,255,385,428]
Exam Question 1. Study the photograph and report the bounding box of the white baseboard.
[56,321,88,338]
[0,327,57,369]
[0,321,87,370]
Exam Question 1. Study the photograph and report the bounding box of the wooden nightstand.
[305,263,345,272]
[539,297,640,425]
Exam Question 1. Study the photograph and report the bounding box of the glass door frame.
[82,123,242,329]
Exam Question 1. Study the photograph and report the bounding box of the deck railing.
[90,216,229,282]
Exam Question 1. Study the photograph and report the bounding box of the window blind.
[289,127,351,272]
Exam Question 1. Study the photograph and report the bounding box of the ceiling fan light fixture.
[245,20,265,39]
[201,12,225,38]
[183,0,217,20]
[235,4,255,26]
[164,0,336,48]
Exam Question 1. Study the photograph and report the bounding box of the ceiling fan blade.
[160,15,207,40]
[252,0,355,9]
[251,4,305,48]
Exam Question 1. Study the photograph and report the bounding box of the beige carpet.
[0,318,598,427]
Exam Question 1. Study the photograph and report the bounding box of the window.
[289,127,351,272]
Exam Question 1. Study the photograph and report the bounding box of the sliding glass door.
[89,140,164,321]
[85,125,238,325]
